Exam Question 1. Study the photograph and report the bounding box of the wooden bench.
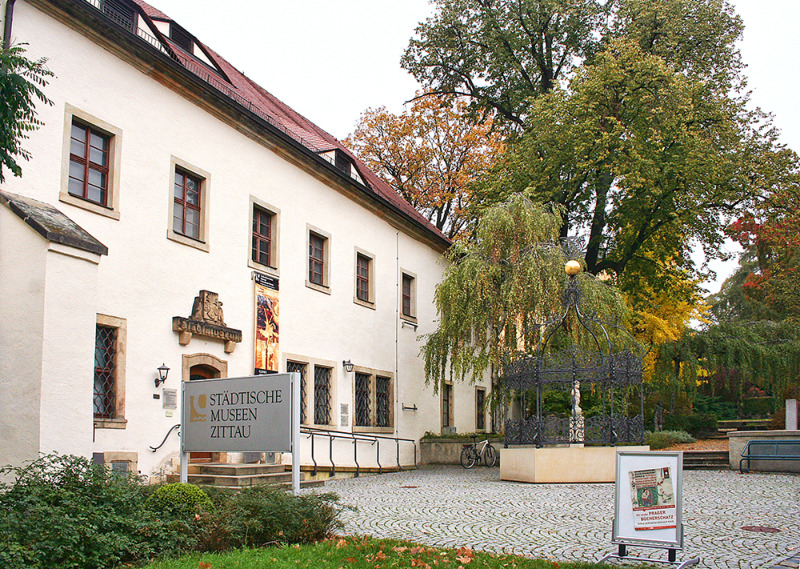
[739,440,800,473]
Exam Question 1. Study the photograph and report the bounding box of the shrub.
[645,430,696,450]
[197,485,348,550]
[0,454,158,568]
[663,411,719,436]
[146,482,212,518]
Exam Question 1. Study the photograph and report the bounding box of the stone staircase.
[187,463,323,489]
[682,450,729,470]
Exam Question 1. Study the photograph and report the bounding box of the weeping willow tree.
[652,319,800,417]
[422,193,630,390]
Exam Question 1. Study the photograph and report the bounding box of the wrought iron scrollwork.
[503,269,645,447]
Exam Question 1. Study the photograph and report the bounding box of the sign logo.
[190,394,207,422]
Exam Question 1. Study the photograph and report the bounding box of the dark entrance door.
[189,364,219,462]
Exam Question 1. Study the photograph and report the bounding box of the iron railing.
[301,426,417,478]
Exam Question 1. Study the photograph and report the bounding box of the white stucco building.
[0,0,492,480]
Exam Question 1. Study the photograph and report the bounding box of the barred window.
[376,376,391,428]
[352,370,393,429]
[313,365,332,425]
[287,361,307,425]
[355,372,371,427]
[93,325,117,418]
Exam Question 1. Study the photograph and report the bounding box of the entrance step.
[682,450,729,470]
[185,462,324,489]
[292,464,416,481]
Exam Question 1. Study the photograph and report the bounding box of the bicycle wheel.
[483,444,498,467]
[460,446,477,469]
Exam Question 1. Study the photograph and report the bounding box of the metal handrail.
[301,426,417,478]
[150,423,180,452]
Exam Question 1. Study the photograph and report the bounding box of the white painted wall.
[0,1,492,477]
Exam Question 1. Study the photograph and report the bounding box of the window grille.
[287,361,307,424]
[313,366,331,425]
[376,376,391,427]
[335,150,350,175]
[355,372,371,427]
[170,24,193,52]
[94,325,117,418]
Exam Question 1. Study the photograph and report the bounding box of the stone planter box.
[419,437,503,465]
[728,430,800,473]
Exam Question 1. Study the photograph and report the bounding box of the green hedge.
[645,430,696,450]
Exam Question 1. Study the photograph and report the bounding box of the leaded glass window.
[287,361,307,425]
[94,325,117,418]
[313,365,331,425]
[376,376,391,428]
[355,372,371,427]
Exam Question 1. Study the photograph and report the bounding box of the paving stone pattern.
[318,466,800,569]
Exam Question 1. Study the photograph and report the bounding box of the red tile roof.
[127,0,448,246]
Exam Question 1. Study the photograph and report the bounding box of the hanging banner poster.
[629,467,676,530]
[254,273,279,374]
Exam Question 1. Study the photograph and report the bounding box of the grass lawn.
[140,535,624,569]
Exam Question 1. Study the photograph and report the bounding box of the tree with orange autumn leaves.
[344,95,504,240]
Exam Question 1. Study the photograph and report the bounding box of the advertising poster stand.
[179,373,301,494]
[599,451,699,568]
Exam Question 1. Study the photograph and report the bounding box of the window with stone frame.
[353,370,393,430]
[69,120,111,207]
[93,315,127,427]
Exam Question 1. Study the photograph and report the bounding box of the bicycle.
[460,436,498,468]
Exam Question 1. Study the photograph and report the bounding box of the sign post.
[600,451,699,568]
[180,373,301,494]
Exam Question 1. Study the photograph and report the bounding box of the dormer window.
[102,0,136,32]
[170,24,193,52]
[335,150,351,176]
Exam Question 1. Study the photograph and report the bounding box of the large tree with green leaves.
[0,45,53,182]
[402,0,744,128]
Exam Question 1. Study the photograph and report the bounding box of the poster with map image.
[629,467,676,531]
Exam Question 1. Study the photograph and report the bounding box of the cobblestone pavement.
[318,466,800,569]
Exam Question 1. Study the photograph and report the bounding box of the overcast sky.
[149,0,799,292]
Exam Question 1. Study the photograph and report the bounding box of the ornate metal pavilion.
[503,262,645,447]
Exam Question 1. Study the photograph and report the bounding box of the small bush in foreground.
[146,482,212,518]
[197,485,348,551]
[645,430,696,450]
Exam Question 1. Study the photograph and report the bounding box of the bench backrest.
[742,440,800,457]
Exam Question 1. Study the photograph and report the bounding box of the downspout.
[395,231,399,438]
[3,0,16,50]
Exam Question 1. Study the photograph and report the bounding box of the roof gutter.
[3,0,17,49]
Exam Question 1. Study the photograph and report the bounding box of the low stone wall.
[728,430,800,473]
[419,437,503,465]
